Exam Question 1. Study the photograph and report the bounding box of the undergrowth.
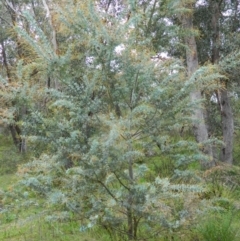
[1,133,240,241]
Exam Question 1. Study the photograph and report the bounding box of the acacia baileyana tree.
[0,0,233,240]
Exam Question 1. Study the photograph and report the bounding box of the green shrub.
[196,211,238,241]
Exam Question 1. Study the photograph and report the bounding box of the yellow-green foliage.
[0,135,20,175]
[0,218,99,241]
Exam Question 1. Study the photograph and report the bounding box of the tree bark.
[1,2,27,153]
[210,0,233,164]
[220,88,233,164]
[41,0,58,53]
[9,125,20,150]
[8,124,26,152]
[127,155,134,240]
[1,40,11,82]
[42,0,59,89]
[182,13,213,165]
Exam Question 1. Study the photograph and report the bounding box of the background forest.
[1,0,240,240]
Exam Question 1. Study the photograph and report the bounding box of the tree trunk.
[9,124,26,152]
[182,14,213,164]
[42,0,59,89]
[1,39,26,152]
[42,0,58,53]
[220,88,233,164]
[127,159,134,240]
[1,40,11,82]
[210,0,233,164]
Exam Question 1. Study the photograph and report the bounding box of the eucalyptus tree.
[210,0,233,164]
[180,1,214,164]
[133,0,219,166]
[194,0,240,164]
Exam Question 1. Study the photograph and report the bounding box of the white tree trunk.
[182,14,213,163]
[42,0,59,89]
[42,0,58,53]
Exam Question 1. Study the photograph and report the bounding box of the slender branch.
[133,216,142,239]
[146,0,157,35]
[31,0,37,18]
[113,172,131,191]
[121,134,127,140]
[41,0,58,53]
[1,40,11,82]
[4,0,24,18]
[4,0,17,13]
[0,15,12,26]
[130,70,140,109]
[97,179,118,202]
[105,0,112,13]
[131,130,142,139]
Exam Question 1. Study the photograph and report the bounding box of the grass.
[0,190,103,241]
[0,218,99,241]
[0,175,19,191]
[196,211,239,241]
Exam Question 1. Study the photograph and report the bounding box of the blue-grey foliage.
[14,1,218,240]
